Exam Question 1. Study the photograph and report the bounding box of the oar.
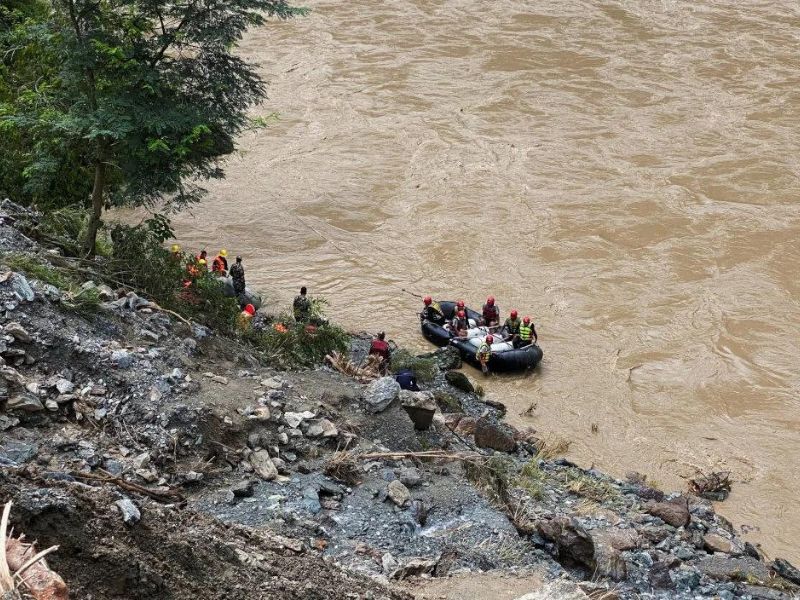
[401,288,425,300]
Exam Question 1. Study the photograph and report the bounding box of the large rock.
[250,450,278,481]
[0,366,25,386]
[645,497,690,528]
[8,273,34,302]
[305,418,338,438]
[3,322,31,343]
[445,370,474,393]
[772,558,800,586]
[389,557,438,580]
[474,416,516,452]
[284,410,315,429]
[363,376,400,413]
[387,480,410,507]
[593,528,640,552]
[697,556,771,582]
[400,390,436,431]
[703,532,733,554]
[593,540,627,581]
[536,517,594,568]
[6,393,43,413]
[111,349,134,369]
[454,416,477,436]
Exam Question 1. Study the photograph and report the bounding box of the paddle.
[401,288,424,299]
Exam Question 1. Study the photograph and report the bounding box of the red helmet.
[486,335,494,344]
[487,296,495,306]
[423,296,432,306]
[244,304,256,316]
[457,310,466,319]
[523,316,531,324]
[510,309,518,319]
[456,300,465,309]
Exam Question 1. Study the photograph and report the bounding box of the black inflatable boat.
[420,300,543,373]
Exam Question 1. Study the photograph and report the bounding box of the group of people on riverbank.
[173,245,320,332]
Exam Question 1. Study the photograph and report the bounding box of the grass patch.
[563,468,621,503]
[2,253,71,289]
[516,459,547,499]
[465,454,515,503]
[536,434,572,460]
[390,349,438,382]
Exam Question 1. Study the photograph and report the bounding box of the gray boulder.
[115,497,141,526]
[8,273,34,302]
[250,450,278,481]
[6,393,43,413]
[363,376,400,413]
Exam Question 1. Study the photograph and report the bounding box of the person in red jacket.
[481,296,500,327]
[369,332,391,374]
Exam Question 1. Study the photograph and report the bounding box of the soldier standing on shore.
[229,256,246,301]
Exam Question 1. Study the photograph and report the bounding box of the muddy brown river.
[170,0,800,561]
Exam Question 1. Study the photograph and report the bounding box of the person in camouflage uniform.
[293,286,312,323]
[229,256,246,297]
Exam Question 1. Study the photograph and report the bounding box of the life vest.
[212,256,226,272]
[453,317,468,331]
[519,323,533,341]
[476,342,492,362]
[236,311,253,331]
[430,301,443,315]
[483,304,499,322]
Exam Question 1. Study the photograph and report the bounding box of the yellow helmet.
[198,259,207,266]
[170,244,181,253]
[219,249,228,257]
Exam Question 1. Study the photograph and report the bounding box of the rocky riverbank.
[1,202,799,599]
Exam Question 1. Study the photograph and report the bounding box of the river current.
[170,0,800,561]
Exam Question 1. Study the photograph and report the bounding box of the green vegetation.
[245,320,350,368]
[390,349,438,382]
[516,459,547,500]
[1,0,304,255]
[563,468,622,504]
[1,251,102,314]
[2,253,70,289]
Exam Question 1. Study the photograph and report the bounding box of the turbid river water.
[169,0,800,561]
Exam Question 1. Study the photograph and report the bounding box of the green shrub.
[390,348,438,382]
[2,252,71,289]
[192,275,240,333]
[245,318,349,368]
[106,216,184,309]
[64,285,102,314]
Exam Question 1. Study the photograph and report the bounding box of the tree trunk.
[83,159,106,258]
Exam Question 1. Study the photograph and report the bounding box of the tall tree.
[1,0,303,255]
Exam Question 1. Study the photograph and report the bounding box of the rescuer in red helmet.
[516,316,538,348]
[420,295,446,326]
[481,296,500,327]
[476,334,494,374]
[503,309,521,342]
